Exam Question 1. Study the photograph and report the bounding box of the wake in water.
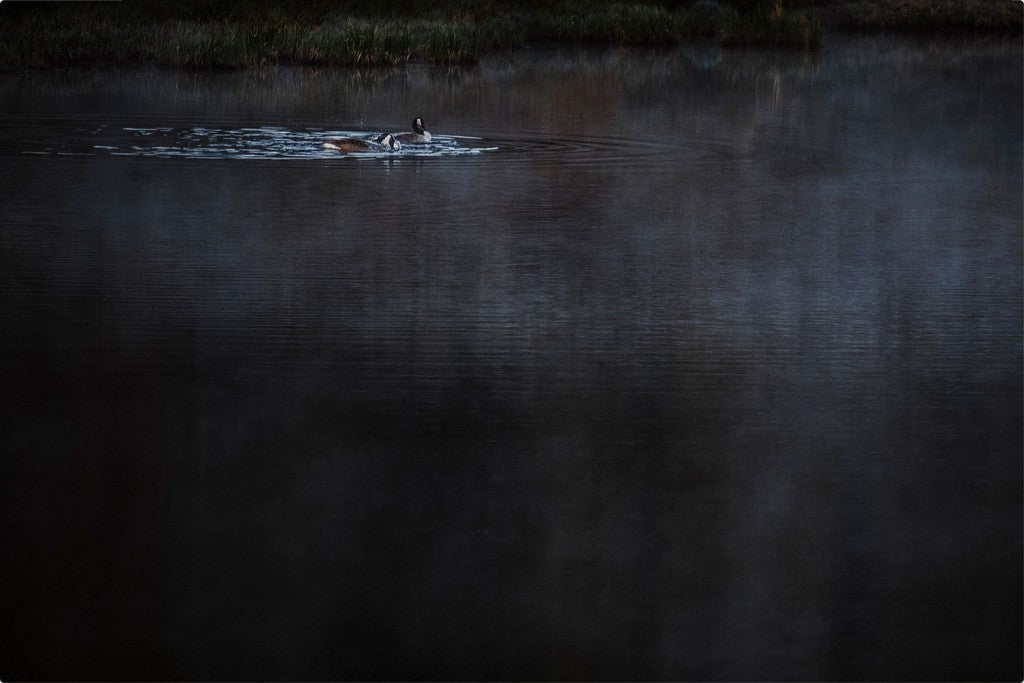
[107,126,496,159]
[13,122,677,167]
[12,125,493,160]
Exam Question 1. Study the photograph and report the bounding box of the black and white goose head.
[394,117,432,144]
[375,133,401,150]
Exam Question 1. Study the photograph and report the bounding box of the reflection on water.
[0,37,1021,681]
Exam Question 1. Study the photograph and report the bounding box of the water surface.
[1,37,1021,681]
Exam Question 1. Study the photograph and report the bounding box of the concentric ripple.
[7,120,687,165]
[106,126,497,159]
[477,130,677,167]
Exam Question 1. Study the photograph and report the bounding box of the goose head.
[376,133,400,150]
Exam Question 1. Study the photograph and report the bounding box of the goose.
[323,133,400,152]
[393,117,432,144]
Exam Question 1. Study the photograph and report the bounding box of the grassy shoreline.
[0,0,1019,69]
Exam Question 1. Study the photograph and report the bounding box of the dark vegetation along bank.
[0,0,1020,69]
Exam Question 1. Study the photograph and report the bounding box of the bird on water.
[393,117,431,144]
[323,133,400,152]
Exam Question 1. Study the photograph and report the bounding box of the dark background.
[1,39,1021,681]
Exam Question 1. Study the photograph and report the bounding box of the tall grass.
[0,0,1019,69]
[720,7,822,48]
[0,17,472,68]
[823,0,1024,32]
[531,3,690,43]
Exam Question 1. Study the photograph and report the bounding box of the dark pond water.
[1,37,1021,681]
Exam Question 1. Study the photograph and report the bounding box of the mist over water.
[1,37,1021,681]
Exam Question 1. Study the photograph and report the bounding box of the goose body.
[393,117,432,144]
[323,133,400,152]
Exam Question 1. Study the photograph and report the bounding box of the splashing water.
[106,126,496,159]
